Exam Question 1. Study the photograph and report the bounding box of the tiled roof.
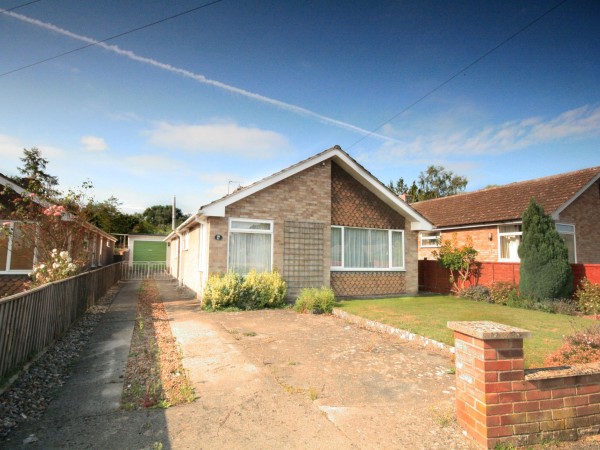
[0,275,31,298]
[412,166,600,228]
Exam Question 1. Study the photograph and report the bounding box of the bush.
[575,278,600,316]
[488,282,520,305]
[545,324,600,366]
[458,285,490,302]
[294,287,335,314]
[202,271,287,311]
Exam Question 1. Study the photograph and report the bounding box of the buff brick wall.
[448,321,600,449]
[558,179,600,264]
[330,162,416,295]
[207,161,332,293]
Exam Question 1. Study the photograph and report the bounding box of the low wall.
[419,260,600,295]
[0,263,122,382]
[447,321,600,449]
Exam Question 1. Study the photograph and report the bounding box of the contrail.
[3,11,400,144]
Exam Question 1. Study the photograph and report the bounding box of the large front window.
[228,219,273,274]
[331,226,404,270]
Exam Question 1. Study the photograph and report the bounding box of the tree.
[16,147,60,199]
[141,205,188,233]
[518,198,573,300]
[388,165,467,202]
[433,233,479,294]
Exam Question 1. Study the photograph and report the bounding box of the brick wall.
[448,321,600,449]
[330,271,407,297]
[558,179,600,264]
[208,160,332,295]
[418,227,498,261]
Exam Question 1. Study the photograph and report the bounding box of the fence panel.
[419,260,600,294]
[0,263,122,382]
[121,261,171,280]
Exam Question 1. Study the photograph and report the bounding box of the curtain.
[228,232,271,274]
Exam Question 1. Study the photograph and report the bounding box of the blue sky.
[1,0,599,214]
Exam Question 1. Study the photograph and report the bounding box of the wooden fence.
[419,259,600,295]
[0,263,122,383]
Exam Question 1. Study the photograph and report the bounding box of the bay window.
[228,219,273,274]
[331,226,404,270]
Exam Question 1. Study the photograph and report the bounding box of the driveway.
[159,281,475,449]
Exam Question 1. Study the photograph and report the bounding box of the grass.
[337,295,597,367]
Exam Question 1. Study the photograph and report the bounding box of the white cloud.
[145,121,290,158]
[368,105,600,161]
[81,135,108,152]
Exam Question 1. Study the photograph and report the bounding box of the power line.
[347,0,570,149]
[1,0,43,13]
[0,0,225,78]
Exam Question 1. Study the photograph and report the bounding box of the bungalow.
[412,166,600,264]
[165,146,432,299]
[1,173,116,297]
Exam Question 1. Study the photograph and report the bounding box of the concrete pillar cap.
[447,321,531,340]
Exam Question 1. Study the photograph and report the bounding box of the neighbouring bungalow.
[165,146,432,299]
[0,173,116,297]
[412,166,600,264]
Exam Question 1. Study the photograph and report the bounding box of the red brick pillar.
[447,321,531,449]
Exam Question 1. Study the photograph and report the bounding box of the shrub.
[575,278,600,316]
[488,282,520,305]
[458,285,490,302]
[294,287,335,314]
[432,234,478,294]
[545,324,600,366]
[202,271,287,311]
[30,249,79,285]
[519,198,572,300]
[240,270,287,310]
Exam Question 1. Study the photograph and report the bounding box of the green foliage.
[433,234,478,294]
[388,165,467,202]
[575,277,600,316]
[518,198,573,300]
[458,285,490,302]
[488,282,520,305]
[294,287,336,314]
[202,271,287,311]
[545,324,600,366]
[16,147,60,199]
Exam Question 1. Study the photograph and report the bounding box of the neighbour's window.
[0,222,36,272]
[498,224,522,262]
[330,226,404,270]
[183,231,190,251]
[420,231,440,248]
[556,223,576,263]
[228,219,273,274]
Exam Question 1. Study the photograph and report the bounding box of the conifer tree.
[518,198,573,300]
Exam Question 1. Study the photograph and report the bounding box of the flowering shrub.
[30,249,79,285]
[545,324,600,366]
[432,234,479,294]
[42,205,66,217]
[575,278,600,316]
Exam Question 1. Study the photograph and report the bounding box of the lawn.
[337,295,597,367]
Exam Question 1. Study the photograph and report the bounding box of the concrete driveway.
[159,281,475,449]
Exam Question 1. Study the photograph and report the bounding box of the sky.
[1,0,599,215]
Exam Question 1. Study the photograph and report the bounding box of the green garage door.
[133,241,167,262]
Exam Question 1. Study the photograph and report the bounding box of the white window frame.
[0,221,37,274]
[497,223,522,262]
[183,231,190,251]
[330,225,405,271]
[227,218,274,273]
[556,223,577,263]
[420,231,441,248]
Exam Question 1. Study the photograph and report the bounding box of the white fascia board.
[198,148,432,231]
[551,172,600,220]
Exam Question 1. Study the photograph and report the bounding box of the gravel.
[0,283,121,439]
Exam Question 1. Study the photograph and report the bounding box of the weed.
[243,331,257,337]
[430,406,455,428]
[493,443,517,450]
[447,367,456,375]
[288,361,298,366]
[309,387,319,401]
[152,443,163,450]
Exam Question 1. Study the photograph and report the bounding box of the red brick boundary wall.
[447,321,600,449]
[419,260,600,295]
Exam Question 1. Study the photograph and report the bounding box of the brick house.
[412,166,600,264]
[165,146,432,299]
[1,173,116,297]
